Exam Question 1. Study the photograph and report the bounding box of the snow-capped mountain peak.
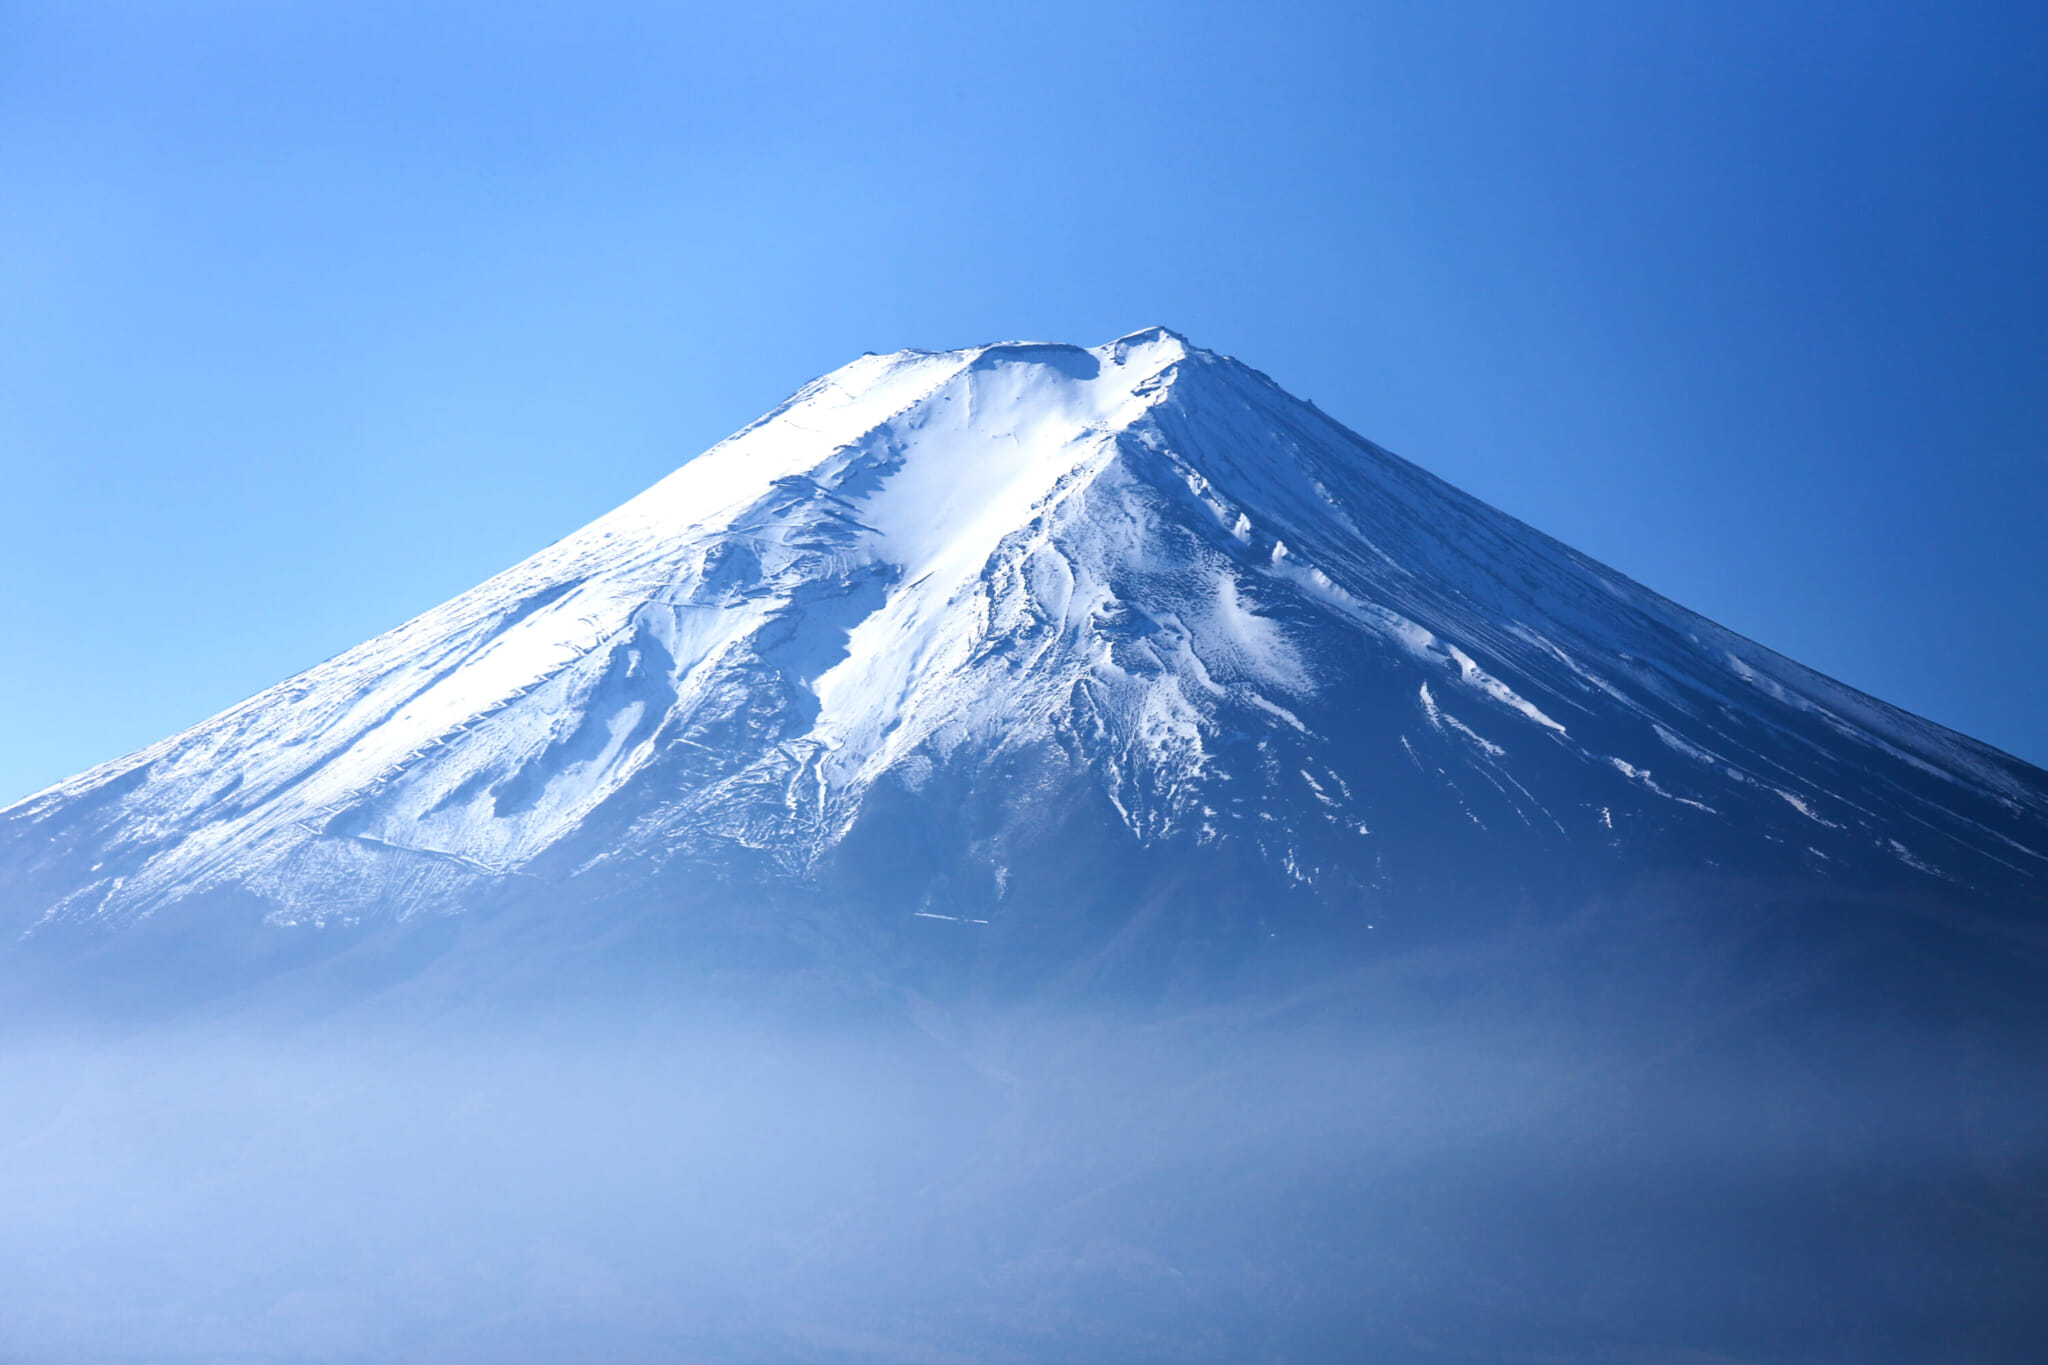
[5,330,2044,933]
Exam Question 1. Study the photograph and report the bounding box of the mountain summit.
[4,328,2044,954]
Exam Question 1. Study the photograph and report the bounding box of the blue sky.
[3,0,2044,800]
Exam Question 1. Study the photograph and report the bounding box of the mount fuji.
[3,330,2047,1365]
[4,327,2042,958]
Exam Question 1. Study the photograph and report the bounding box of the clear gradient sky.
[3,0,2044,802]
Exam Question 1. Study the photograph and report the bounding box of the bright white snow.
[7,327,2043,928]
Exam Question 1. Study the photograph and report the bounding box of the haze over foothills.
[4,1,2047,805]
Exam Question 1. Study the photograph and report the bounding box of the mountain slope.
[3,328,2044,947]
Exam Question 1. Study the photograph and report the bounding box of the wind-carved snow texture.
[4,328,2046,931]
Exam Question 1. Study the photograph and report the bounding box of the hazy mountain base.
[3,790,2045,1365]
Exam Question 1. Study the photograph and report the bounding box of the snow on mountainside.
[4,328,2046,935]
